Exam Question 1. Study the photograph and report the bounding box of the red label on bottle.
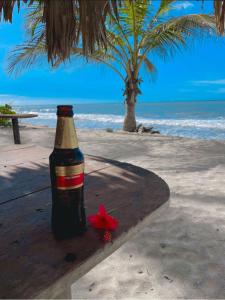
[56,173,84,190]
[55,164,84,190]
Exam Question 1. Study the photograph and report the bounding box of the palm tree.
[8,0,215,132]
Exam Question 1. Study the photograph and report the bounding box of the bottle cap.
[57,105,73,117]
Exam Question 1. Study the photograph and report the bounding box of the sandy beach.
[1,124,225,299]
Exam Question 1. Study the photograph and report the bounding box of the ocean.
[15,101,225,140]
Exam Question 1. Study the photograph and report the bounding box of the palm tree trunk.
[123,92,137,132]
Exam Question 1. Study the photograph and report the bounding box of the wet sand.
[1,124,225,299]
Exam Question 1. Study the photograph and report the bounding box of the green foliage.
[7,1,216,80]
[0,104,16,126]
[6,0,216,131]
[7,0,216,103]
[156,0,177,17]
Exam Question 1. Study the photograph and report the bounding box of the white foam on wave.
[24,111,225,130]
[16,109,225,130]
[137,118,225,130]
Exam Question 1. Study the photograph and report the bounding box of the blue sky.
[0,0,225,105]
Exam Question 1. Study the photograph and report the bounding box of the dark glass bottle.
[49,105,86,240]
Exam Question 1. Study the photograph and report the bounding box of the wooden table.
[0,145,170,299]
[0,113,38,144]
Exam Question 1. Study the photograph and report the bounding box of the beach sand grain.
[1,124,225,299]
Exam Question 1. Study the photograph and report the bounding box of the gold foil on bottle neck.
[55,163,84,176]
[54,117,78,149]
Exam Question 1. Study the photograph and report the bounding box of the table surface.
[0,113,38,118]
[0,145,169,299]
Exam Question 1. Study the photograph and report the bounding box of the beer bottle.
[49,105,86,240]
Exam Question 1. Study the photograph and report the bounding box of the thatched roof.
[0,0,120,63]
[214,0,225,35]
[1,0,223,64]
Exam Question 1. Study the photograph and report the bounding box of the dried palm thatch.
[0,0,121,63]
[202,0,225,35]
[214,0,225,35]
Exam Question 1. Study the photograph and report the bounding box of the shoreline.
[1,122,225,143]
[8,99,225,141]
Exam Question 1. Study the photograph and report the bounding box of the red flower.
[88,204,118,231]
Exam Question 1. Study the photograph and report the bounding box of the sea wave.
[19,111,225,130]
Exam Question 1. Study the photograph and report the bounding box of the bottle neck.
[54,116,78,149]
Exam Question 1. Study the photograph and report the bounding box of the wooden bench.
[0,113,38,144]
[0,145,170,299]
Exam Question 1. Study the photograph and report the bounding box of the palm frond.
[7,33,46,77]
[25,3,43,36]
[143,57,155,71]
[70,47,125,81]
[143,57,157,80]
[106,31,130,63]
[143,14,215,59]
[155,0,177,17]
[71,48,114,63]
[119,0,149,34]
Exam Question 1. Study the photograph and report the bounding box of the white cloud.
[173,1,194,10]
[191,79,225,85]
